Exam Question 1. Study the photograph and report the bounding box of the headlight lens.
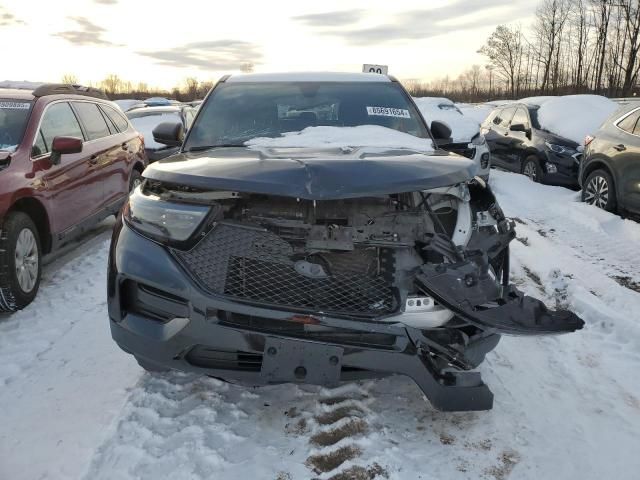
[124,187,210,243]
[545,142,575,155]
[471,133,486,146]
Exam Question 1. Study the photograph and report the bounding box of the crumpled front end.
[108,177,583,412]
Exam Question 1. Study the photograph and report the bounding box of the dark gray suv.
[580,104,640,214]
[107,73,583,412]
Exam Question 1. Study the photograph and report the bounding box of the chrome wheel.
[14,228,39,293]
[523,161,537,181]
[584,175,609,209]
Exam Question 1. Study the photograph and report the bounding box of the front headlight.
[471,133,486,146]
[124,187,210,244]
[545,142,575,155]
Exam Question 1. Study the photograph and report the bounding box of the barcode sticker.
[366,106,410,118]
[0,101,31,109]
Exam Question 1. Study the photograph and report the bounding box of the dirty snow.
[1,172,640,480]
[129,112,181,149]
[246,125,435,151]
[413,97,480,142]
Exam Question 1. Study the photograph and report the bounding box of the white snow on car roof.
[227,72,391,83]
[413,96,480,143]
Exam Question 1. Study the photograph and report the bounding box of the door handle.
[89,154,98,165]
[121,142,129,151]
[614,144,626,151]
[503,131,509,136]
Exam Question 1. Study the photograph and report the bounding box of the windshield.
[527,107,542,130]
[184,82,429,150]
[0,99,33,151]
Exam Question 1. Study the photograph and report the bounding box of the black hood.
[143,146,477,200]
[535,129,579,149]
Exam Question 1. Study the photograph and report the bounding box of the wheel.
[0,212,42,312]
[582,169,617,212]
[129,169,142,192]
[522,157,543,182]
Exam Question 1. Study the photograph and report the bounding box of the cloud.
[0,6,25,26]
[54,16,118,46]
[94,0,118,4]
[306,0,532,45]
[137,40,263,70]
[292,9,364,27]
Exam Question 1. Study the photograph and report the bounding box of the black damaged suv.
[108,73,583,411]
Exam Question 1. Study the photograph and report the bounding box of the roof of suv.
[0,83,108,101]
[226,72,392,83]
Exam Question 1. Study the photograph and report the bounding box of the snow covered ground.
[1,172,639,480]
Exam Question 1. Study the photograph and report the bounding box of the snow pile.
[129,113,181,149]
[536,95,618,144]
[412,97,480,142]
[246,125,435,151]
[457,102,495,124]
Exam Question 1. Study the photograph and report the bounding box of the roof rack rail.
[32,83,109,100]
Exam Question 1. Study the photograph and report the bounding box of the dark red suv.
[0,84,147,312]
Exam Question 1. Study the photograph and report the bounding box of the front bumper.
[108,207,583,411]
[542,151,580,187]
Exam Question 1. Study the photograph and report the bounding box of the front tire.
[582,169,617,212]
[0,212,42,312]
[522,156,543,183]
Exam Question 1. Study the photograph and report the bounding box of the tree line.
[60,73,216,102]
[406,0,640,102]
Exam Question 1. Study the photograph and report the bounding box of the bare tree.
[478,24,524,98]
[183,77,199,100]
[101,74,123,95]
[61,73,78,84]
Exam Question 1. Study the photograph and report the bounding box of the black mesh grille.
[173,222,396,317]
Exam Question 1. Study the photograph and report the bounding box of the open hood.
[143,146,477,200]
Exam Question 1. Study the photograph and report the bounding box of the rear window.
[73,102,111,140]
[101,104,130,132]
[617,109,640,134]
[0,99,33,151]
[185,82,428,149]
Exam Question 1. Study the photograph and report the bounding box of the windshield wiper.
[186,144,243,152]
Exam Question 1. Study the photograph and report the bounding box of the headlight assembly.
[545,142,575,155]
[124,187,211,244]
[471,133,486,146]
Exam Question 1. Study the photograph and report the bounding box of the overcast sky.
[1,0,536,89]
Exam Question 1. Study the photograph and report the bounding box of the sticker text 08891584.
[0,101,31,109]
[366,106,411,118]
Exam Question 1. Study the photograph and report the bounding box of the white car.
[413,97,491,180]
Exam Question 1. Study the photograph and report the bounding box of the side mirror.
[51,136,83,165]
[152,121,184,147]
[431,120,452,146]
[510,123,528,133]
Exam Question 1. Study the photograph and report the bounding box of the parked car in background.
[414,97,491,180]
[126,105,196,161]
[482,102,581,186]
[0,83,146,312]
[580,103,640,214]
[108,72,583,412]
[114,99,145,113]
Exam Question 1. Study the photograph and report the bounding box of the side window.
[499,107,516,127]
[511,108,529,128]
[34,102,84,156]
[101,104,130,132]
[73,102,111,140]
[617,110,640,135]
[185,109,195,128]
